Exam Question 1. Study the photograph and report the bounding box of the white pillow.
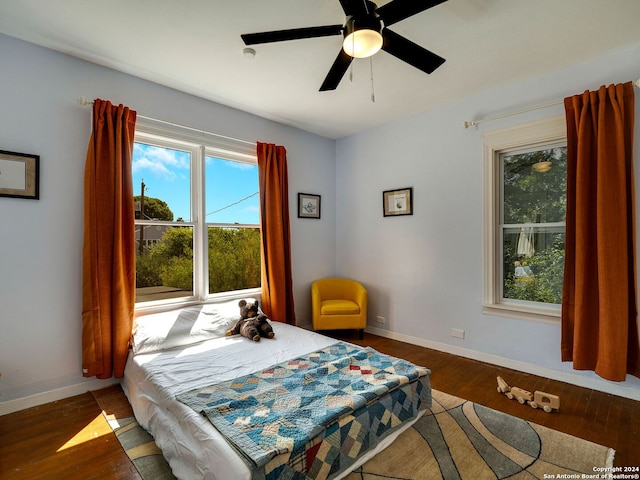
[131,299,250,354]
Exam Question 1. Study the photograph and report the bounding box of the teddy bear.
[226,299,275,342]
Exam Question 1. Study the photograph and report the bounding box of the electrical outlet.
[451,328,465,339]
[376,316,385,324]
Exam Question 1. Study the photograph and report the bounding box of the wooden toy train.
[496,376,560,413]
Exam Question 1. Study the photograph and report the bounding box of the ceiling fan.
[241,0,448,91]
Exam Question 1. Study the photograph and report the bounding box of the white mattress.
[123,322,424,480]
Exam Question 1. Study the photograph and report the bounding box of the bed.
[123,300,431,480]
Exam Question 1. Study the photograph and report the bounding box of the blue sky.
[132,142,259,224]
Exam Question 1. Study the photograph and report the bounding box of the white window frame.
[134,119,260,313]
[482,115,566,323]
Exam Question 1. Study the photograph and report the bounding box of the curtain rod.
[77,96,255,146]
[463,78,640,129]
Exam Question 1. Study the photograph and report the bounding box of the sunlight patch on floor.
[56,413,111,452]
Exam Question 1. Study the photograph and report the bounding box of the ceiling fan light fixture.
[533,161,552,173]
[342,17,383,58]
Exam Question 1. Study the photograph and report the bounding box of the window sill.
[482,302,560,324]
[135,288,261,316]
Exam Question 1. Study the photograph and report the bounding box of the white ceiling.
[2,0,640,139]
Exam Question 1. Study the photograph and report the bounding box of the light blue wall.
[2,31,639,411]
[335,42,640,399]
[0,34,336,411]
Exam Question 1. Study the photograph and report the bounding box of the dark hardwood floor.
[1,331,638,479]
[0,388,141,480]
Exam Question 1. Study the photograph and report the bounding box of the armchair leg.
[358,329,364,340]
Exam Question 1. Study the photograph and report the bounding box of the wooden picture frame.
[0,150,40,199]
[383,187,412,217]
[298,192,321,219]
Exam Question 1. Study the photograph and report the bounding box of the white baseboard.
[0,377,121,416]
[364,325,640,401]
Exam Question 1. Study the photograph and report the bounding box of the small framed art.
[0,150,40,200]
[383,187,412,217]
[298,192,321,219]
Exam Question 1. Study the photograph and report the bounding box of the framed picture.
[383,187,413,217]
[0,150,40,200]
[298,192,321,219]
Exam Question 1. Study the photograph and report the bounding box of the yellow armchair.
[311,278,368,339]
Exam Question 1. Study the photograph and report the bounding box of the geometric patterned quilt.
[176,342,431,480]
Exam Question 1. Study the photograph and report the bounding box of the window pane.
[208,226,261,294]
[206,157,260,295]
[133,141,193,303]
[205,157,259,224]
[133,142,192,222]
[132,132,262,306]
[135,225,194,302]
[502,226,565,304]
[502,146,567,225]
[483,116,566,319]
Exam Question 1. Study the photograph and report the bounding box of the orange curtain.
[82,99,137,379]
[257,142,296,325]
[562,82,640,381]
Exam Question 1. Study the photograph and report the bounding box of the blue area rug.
[94,386,614,480]
[344,389,615,480]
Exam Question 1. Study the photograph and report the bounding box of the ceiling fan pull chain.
[350,23,356,83]
[370,57,376,103]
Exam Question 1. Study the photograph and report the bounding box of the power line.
[206,191,258,217]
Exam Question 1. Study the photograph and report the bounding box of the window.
[482,116,566,322]
[132,122,260,307]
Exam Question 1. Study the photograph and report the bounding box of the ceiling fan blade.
[241,25,343,45]
[381,28,445,74]
[319,49,353,91]
[376,0,447,27]
[338,0,370,16]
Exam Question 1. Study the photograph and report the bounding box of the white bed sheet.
[123,323,424,480]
